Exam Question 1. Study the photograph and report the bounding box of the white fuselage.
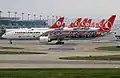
[6,28,29,32]
[63,26,99,31]
[2,27,99,40]
[2,28,54,39]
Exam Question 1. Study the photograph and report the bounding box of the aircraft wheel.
[117,37,120,39]
[61,42,64,44]
[56,42,61,44]
[9,40,12,44]
[56,42,59,44]
[56,42,64,44]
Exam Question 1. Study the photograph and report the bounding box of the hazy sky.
[0,0,120,19]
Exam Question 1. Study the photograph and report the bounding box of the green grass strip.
[0,68,120,78]
[0,46,24,49]
[95,46,120,51]
[0,51,47,54]
[59,55,120,60]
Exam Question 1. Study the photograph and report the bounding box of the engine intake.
[39,36,51,43]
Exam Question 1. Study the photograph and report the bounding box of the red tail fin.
[87,19,92,24]
[68,23,74,28]
[73,18,82,27]
[49,17,64,28]
[85,19,92,27]
[62,23,65,28]
[100,19,105,26]
[96,19,105,31]
[80,18,88,27]
[68,18,82,28]
[90,19,105,28]
[102,15,116,31]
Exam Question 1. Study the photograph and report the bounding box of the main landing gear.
[56,39,64,44]
[56,41,64,44]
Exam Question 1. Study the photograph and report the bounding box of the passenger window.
[18,36,21,38]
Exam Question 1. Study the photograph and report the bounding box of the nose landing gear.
[9,40,12,44]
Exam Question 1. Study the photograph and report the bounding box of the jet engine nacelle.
[39,36,51,43]
[115,35,120,39]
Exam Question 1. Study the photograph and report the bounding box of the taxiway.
[0,35,120,68]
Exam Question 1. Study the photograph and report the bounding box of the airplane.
[1,17,84,40]
[2,17,65,40]
[63,15,116,36]
[5,17,65,32]
[68,15,116,37]
[85,15,116,35]
[38,15,116,44]
[2,15,116,44]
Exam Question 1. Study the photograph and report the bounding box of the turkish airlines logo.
[85,23,89,26]
[81,21,85,26]
[104,21,112,29]
[74,20,79,27]
[56,21,62,26]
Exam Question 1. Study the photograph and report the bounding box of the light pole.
[28,14,30,20]
[14,12,17,20]
[0,11,2,17]
[56,16,58,20]
[33,14,36,20]
[52,15,54,24]
[21,12,24,20]
[8,11,11,18]
[46,16,49,25]
[40,15,42,20]
[47,16,49,20]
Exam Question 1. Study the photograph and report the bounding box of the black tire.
[56,42,64,45]
[61,42,64,44]
[56,42,58,44]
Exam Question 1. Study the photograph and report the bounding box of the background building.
[0,17,48,28]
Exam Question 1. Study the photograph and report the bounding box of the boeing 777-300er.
[39,15,116,44]
[73,15,116,36]
[5,17,65,32]
[2,17,86,40]
[63,15,116,36]
[73,15,115,33]
[2,15,116,44]
[2,17,65,40]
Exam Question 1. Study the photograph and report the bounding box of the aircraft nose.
[2,34,6,38]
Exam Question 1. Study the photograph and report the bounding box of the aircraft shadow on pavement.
[48,47,75,51]
[40,43,78,45]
